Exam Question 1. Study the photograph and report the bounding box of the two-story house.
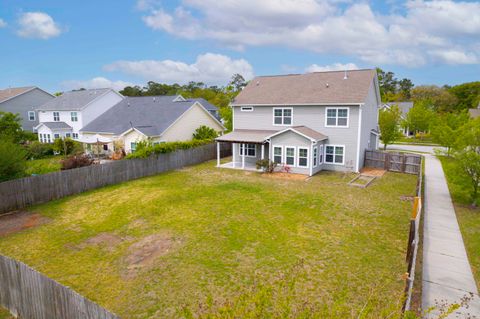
[34,88,124,143]
[215,69,381,175]
[0,86,54,131]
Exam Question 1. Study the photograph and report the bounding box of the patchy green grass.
[0,161,417,318]
[0,308,13,319]
[395,136,438,146]
[24,156,62,175]
[438,156,480,290]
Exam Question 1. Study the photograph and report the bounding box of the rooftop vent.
[325,83,329,88]
[343,70,348,80]
[256,81,260,86]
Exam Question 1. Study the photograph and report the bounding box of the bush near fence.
[0,255,119,319]
[0,143,231,214]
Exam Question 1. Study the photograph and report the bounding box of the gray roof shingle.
[80,95,218,136]
[0,86,36,103]
[37,88,113,111]
[40,122,72,130]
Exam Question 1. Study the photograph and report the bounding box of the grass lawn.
[0,161,417,318]
[0,308,12,319]
[24,156,62,175]
[393,136,439,146]
[438,156,480,290]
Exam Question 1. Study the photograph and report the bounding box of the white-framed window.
[46,134,51,143]
[313,146,318,167]
[54,133,60,139]
[298,147,309,168]
[319,145,324,164]
[273,108,293,126]
[285,146,295,166]
[28,111,35,121]
[66,133,71,138]
[241,106,254,112]
[273,146,282,164]
[325,107,349,127]
[53,112,60,122]
[240,143,256,157]
[131,142,137,152]
[72,133,79,139]
[71,112,78,122]
[325,145,345,165]
[39,134,43,143]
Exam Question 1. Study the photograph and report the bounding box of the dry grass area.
[0,160,417,318]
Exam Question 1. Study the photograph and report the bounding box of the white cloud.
[61,77,134,91]
[17,12,62,39]
[104,53,254,85]
[0,19,7,28]
[139,0,480,67]
[306,63,358,73]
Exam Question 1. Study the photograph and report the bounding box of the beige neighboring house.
[469,102,480,119]
[80,95,225,154]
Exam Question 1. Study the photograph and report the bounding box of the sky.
[0,0,479,93]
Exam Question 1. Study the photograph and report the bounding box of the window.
[54,133,60,139]
[240,144,256,157]
[131,142,137,152]
[285,147,295,166]
[319,145,324,164]
[72,133,79,139]
[39,134,43,143]
[71,112,78,122]
[28,111,35,121]
[313,147,318,167]
[273,108,292,125]
[325,145,344,165]
[241,106,253,112]
[325,108,349,127]
[66,133,71,138]
[46,134,51,143]
[103,144,108,151]
[53,112,60,122]
[298,147,308,168]
[273,146,282,164]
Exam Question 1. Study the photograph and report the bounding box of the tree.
[0,111,34,143]
[53,138,82,156]
[0,139,26,182]
[379,105,402,150]
[229,74,247,92]
[398,78,414,100]
[404,101,434,134]
[411,85,458,113]
[376,68,398,101]
[430,112,469,156]
[193,125,218,140]
[449,81,480,111]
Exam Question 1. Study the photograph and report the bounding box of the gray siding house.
[215,69,381,175]
[0,86,54,131]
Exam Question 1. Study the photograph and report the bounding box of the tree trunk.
[383,143,387,151]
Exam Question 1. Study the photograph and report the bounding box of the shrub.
[61,155,94,170]
[193,125,218,140]
[126,139,213,159]
[0,139,27,182]
[26,141,54,159]
[256,159,277,173]
[53,138,83,156]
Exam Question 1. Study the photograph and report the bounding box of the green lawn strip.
[0,161,416,318]
[438,156,480,290]
[25,155,62,175]
[0,308,13,319]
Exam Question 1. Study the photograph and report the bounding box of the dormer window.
[53,112,60,122]
[273,108,292,126]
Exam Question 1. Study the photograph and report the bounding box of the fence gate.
[364,150,421,174]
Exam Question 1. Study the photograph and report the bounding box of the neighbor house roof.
[36,88,116,111]
[232,69,377,105]
[37,122,72,130]
[81,95,220,136]
[0,86,36,103]
[384,102,413,115]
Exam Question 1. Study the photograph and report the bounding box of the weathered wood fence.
[0,143,231,214]
[403,155,423,312]
[364,150,421,174]
[0,254,119,319]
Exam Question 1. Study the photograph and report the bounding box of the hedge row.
[125,139,214,159]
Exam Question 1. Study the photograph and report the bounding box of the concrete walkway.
[422,155,479,318]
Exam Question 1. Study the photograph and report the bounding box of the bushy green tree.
[193,125,218,140]
[430,112,469,155]
[379,105,402,150]
[411,85,458,113]
[449,81,480,111]
[0,139,27,182]
[404,101,434,134]
[53,138,82,156]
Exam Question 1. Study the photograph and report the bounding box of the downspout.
[355,105,363,173]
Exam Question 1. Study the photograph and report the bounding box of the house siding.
[270,131,311,175]
[0,88,53,131]
[160,103,224,142]
[233,105,360,172]
[357,80,380,170]
[81,90,123,127]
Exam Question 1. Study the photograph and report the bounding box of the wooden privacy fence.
[0,254,119,319]
[0,143,231,214]
[402,156,423,312]
[364,150,421,174]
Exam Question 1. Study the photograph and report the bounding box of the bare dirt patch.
[360,167,386,177]
[0,211,49,237]
[72,233,131,252]
[123,233,182,278]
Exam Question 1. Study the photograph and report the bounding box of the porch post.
[216,142,221,167]
[261,144,265,160]
[232,143,235,168]
[268,140,272,161]
[309,141,314,176]
[242,143,245,169]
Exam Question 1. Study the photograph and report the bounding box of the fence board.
[364,150,421,174]
[0,255,119,319]
[0,143,231,214]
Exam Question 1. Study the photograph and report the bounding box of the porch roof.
[39,121,72,130]
[216,129,277,144]
[266,126,328,142]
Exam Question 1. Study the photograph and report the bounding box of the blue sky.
[0,0,479,93]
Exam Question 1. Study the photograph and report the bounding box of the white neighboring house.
[34,88,124,143]
[80,95,225,154]
[381,102,414,136]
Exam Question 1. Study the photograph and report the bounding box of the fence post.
[402,153,407,173]
[384,153,389,170]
